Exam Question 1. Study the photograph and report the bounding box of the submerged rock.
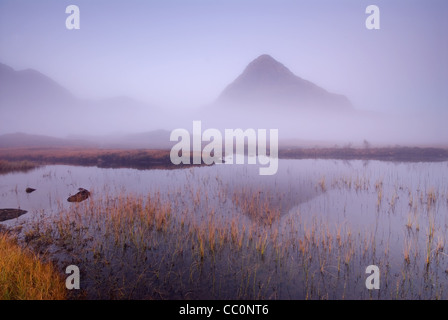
[26,187,36,193]
[0,208,28,222]
[67,188,91,203]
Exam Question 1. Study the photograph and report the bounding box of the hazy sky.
[0,0,447,114]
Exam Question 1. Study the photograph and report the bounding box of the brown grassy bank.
[0,146,447,174]
[278,146,448,162]
[0,148,180,170]
[0,159,40,174]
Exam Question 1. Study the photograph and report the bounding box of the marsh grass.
[18,180,447,300]
[0,232,66,300]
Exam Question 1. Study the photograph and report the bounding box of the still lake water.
[1,159,448,299]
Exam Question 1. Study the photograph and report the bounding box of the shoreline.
[0,146,447,173]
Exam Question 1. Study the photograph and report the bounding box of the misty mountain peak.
[217,54,352,112]
[248,54,284,68]
[239,54,296,85]
[0,62,15,74]
[0,62,74,103]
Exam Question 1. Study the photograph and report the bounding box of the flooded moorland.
[1,159,447,299]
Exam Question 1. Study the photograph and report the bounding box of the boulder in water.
[26,187,36,194]
[67,188,90,203]
[0,208,28,222]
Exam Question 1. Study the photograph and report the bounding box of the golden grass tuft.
[0,233,66,300]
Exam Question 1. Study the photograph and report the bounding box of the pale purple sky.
[0,0,447,115]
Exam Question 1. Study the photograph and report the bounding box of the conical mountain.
[217,54,352,111]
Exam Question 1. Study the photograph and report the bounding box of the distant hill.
[0,133,94,148]
[68,130,173,149]
[119,130,173,149]
[216,54,352,112]
[0,130,175,149]
[0,63,166,136]
[0,63,74,107]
